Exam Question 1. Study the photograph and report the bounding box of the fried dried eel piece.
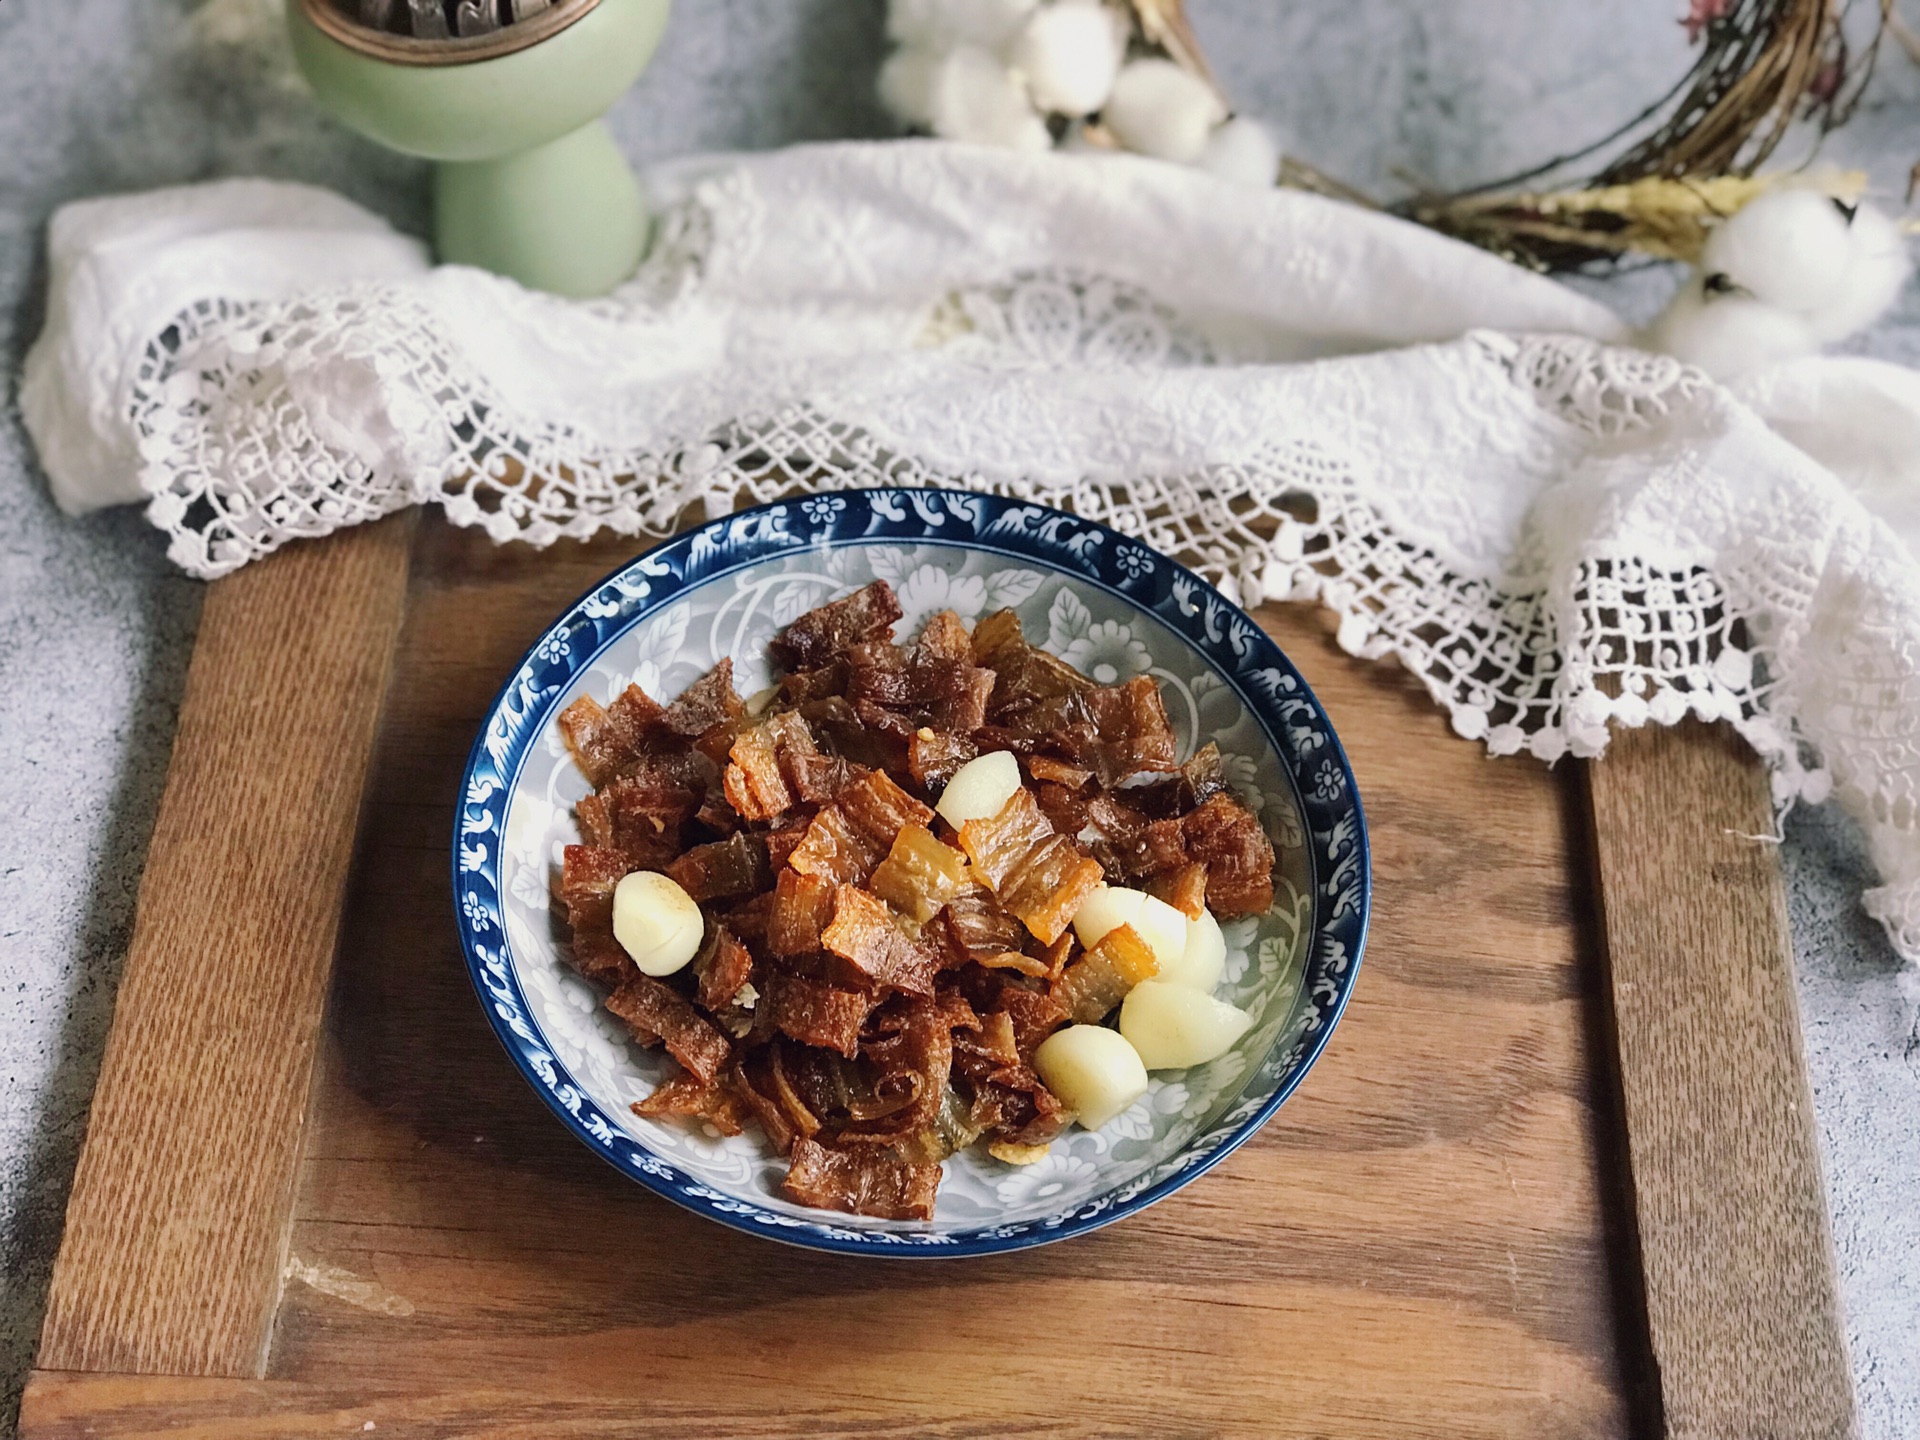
[768,867,839,958]
[770,581,904,672]
[787,804,887,887]
[1149,862,1211,921]
[820,885,940,996]
[839,1005,953,1148]
[763,973,873,1058]
[1083,794,1190,880]
[1127,742,1231,818]
[557,683,668,786]
[560,844,628,932]
[995,984,1070,1060]
[1184,793,1277,918]
[973,608,1093,718]
[694,925,754,1011]
[850,614,997,732]
[957,787,1104,945]
[723,711,818,821]
[576,752,713,868]
[663,657,746,737]
[605,975,731,1085]
[632,1068,751,1136]
[665,831,770,903]
[1080,675,1180,785]
[1053,922,1159,1025]
[1027,754,1092,789]
[782,1137,940,1221]
[907,726,977,790]
[732,1053,798,1153]
[940,882,1027,967]
[916,609,973,663]
[868,824,969,924]
[569,928,632,989]
[836,767,935,849]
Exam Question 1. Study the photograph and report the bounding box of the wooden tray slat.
[36,517,415,1379]
[1585,722,1856,1439]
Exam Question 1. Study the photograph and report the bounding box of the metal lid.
[297,0,604,65]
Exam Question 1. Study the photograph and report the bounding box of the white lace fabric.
[21,140,1920,958]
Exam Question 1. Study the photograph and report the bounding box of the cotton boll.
[1196,115,1280,188]
[1011,1,1124,116]
[1805,203,1913,344]
[887,0,949,46]
[946,0,1040,51]
[879,45,943,128]
[1702,189,1854,314]
[929,45,1053,151]
[1644,280,1818,382]
[1102,58,1226,163]
[890,0,1037,51]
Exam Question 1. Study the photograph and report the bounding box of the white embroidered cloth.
[21,140,1920,959]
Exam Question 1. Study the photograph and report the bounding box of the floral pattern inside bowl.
[457,490,1368,1253]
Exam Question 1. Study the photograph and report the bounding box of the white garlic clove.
[1131,893,1189,974]
[1120,981,1254,1070]
[1034,1023,1150,1129]
[1643,280,1818,382]
[1157,907,1226,991]
[928,45,1053,152]
[611,870,705,977]
[1071,883,1143,948]
[935,749,1023,825]
[1010,1,1124,117]
[879,45,944,128]
[1805,203,1912,344]
[1102,58,1225,163]
[1703,189,1854,314]
[1196,115,1280,188]
[1071,885,1189,976]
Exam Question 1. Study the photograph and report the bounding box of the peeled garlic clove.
[1196,115,1280,188]
[1805,202,1912,344]
[1131,894,1189,973]
[1071,885,1186,974]
[1034,1023,1150,1129]
[1120,981,1253,1070]
[1010,0,1123,117]
[612,870,705,977]
[1703,189,1853,314]
[1071,883,1144,948]
[1643,281,1817,382]
[1156,907,1226,991]
[935,749,1022,825]
[1102,58,1225,163]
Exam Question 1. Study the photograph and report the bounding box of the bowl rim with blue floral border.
[452,487,1370,1256]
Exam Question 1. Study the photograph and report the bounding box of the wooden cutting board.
[17,512,1854,1439]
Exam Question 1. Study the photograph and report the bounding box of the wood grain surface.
[33,517,415,1379]
[25,512,1842,1438]
[1585,722,1856,1440]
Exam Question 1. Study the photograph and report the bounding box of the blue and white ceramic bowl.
[454,490,1368,1254]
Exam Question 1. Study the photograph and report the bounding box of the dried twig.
[1129,0,1893,272]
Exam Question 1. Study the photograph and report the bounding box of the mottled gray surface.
[0,1,1914,1434]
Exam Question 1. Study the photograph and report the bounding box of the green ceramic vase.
[288,0,673,297]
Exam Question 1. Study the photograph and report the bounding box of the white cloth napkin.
[20,140,1920,959]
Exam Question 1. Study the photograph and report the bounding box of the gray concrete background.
[0,1,1914,1432]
